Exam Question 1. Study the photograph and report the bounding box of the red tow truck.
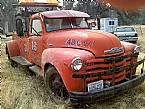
[6,1,145,103]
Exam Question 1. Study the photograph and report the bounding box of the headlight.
[133,46,140,54]
[71,57,83,71]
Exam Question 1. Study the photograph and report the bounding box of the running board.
[11,56,32,66]
[29,65,42,77]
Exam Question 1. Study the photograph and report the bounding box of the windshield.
[116,27,135,32]
[44,17,89,32]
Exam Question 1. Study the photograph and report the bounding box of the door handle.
[48,43,53,46]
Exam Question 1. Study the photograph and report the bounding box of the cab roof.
[32,10,90,18]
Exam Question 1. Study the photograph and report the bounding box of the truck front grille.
[85,53,131,84]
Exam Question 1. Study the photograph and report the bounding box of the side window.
[32,19,42,34]
[109,21,115,25]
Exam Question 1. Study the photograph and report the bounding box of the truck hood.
[46,29,123,56]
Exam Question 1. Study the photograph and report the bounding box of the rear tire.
[10,60,18,67]
[44,67,70,104]
[6,47,18,67]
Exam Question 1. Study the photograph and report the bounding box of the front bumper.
[70,71,145,103]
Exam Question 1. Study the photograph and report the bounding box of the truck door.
[28,19,44,66]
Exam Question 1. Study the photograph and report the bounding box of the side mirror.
[91,22,97,27]
[89,22,97,29]
[16,19,24,36]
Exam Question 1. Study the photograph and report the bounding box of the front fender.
[121,41,138,65]
[121,41,137,54]
[41,48,94,92]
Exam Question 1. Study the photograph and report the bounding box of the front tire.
[44,67,69,104]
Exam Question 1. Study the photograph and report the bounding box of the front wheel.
[44,67,69,104]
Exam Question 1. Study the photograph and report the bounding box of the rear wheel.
[10,59,18,67]
[6,46,18,67]
[44,67,69,104]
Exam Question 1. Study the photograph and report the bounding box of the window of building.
[109,21,115,25]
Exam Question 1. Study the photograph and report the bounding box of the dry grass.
[134,25,145,52]
[1,26,145,109]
